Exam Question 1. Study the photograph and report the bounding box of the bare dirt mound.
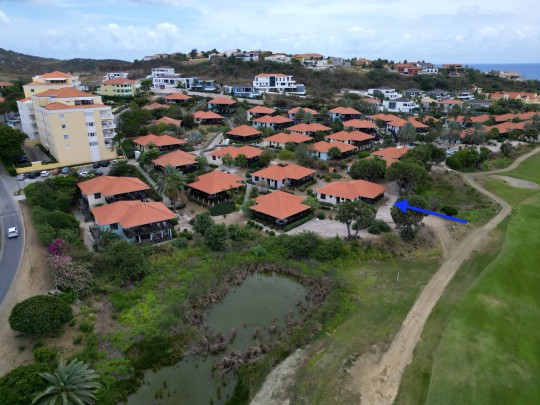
[490,175,540,190]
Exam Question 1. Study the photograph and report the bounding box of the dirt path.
[489,175,540,190]
[0,202,53,376]
[350,147,540,405]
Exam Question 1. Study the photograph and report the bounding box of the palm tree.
[397,122,417,145]
[111,131,126,159]
[156,164,187,211]
[442,122,462,145]
[463,124,487,145]
[32,359,100,405]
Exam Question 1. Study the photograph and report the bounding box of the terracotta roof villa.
[329,107,362,121]
[209,146,262,165]
[288,106,318,120]
[133,134,186,152]
[371,146,411,167]
[165,93,192,102]
[247,105,275,120]
[288,122,331,136]
[263,132,313,148]
[193,110,224,124]
[226,125,262,141]
[188,171,244,202]
[252,115,293,130]
[78,176,150,208]
[316,180,387,205]
[325,131,374,149]
[152,150,198,172]
[311,141,358,160]
[251,163,316,189]
[153,116,182,127]
[343,119,378,134]
[250,191,311,226]
[207,97,236,114]
[92,201,176,244]
[143,102,168,111]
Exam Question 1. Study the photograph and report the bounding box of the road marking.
[0,210,20,219]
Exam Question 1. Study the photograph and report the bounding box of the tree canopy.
[0,125,26,162]
[349,158,386,181]
[386,160,427,195]
[335,200,377,239]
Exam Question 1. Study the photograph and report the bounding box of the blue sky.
[0,0,538,63]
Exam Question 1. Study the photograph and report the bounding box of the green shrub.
[381,231,399,247]
[209,201,236,216]
[324,175,332,182]
[357,151,370,159]
[329,172,342,179]
[440,205,459,216]
[180,230,193,240]
[171,237,188,249]
[317,212,326,220]
[79,320,94,333]
[204,224,229,251]
[313,237,345,261]
[0,363,52,405]
[9,295,73,337]
[249,245,267,257]
[32,346,58,365]
[367,219,392,234]
[282,213,314,232]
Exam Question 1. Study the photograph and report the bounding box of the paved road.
[0,165,25,308]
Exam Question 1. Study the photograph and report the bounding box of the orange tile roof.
[371,146,410,160]
[165,93,192,101]
[78,176,149,196]
[386,117,408,127]
[134,134,186,147]
[316,180,387,200]
[361,97,381,104]
[0,81,12,86]
[343,119,378,129]
[517,111,539,120]
[143,102,168,110]
[368,113,398,122]
[447,114,490,124]
[294,53,324,58]
[43,102,107,110]
[329,107,361,115]
[401,117,429,129]
[227,125,262,137]
[325,131,374,143]
[101,78,138,85]
[210,145,262,159]
[193,110,224,120]
[152,150,197,168]
[251,191,310,220]
[288,106,318,115]
[288,123,331,133]
[264,132,313,144]
[37,88,95,98]
[378,155,400,168]
[92,201,175,228]
[188,170,243,194]
[0,97,4,103]
[494,113,516,122]
[311,141,357,153]
[24,81,68,87]
[488,121,528,134]
[251,164,315,181]
[252,115,292,124]
[247,105,275,114]
[154,116,182,126]
[256,73,288,77]
[38,71,74,79]
[17,97,32,103]
[208,97,236,105]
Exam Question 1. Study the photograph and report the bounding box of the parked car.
[79,171,90,177]
[16,173,26,181]
[92,162,101,169]
[27,172,37,179]
[61,167,70,174]
[7,227,19,238]
[100,160,110,167]
[15,155,29,164]
[51,168,61,175]
[91,170,103,176]
[40,170,50,177]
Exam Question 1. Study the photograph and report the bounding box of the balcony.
[103,130,115,138]
[100,112,114,119]
[102,122,116,129]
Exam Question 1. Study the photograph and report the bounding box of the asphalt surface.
[0,165,24,307]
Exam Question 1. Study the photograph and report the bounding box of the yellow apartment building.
[98,78,140,97]
[23,71,81,97]
[21,88,117,165]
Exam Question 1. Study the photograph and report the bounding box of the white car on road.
[40,170,50,177]
[8,227,19,238]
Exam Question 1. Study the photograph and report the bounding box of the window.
[59,114,64,118]
[61,124,66,129]
[94,193,101,199]
[65,144,70,149]
[89,141,98,146]
[88,132,96,137]
[320,194,326,200]
[86,122,94,127]
[31,89,34,92]
[110,223,118,230]
[63,135,69,139]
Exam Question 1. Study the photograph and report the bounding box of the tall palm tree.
[32,359,101,405]
[156,164,187,211]
[463,124,487,145]
[442,122,462,145]
[111,131,126,159]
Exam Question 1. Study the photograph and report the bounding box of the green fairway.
[420,154,540,405]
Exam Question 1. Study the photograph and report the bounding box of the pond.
[127,272,307,404]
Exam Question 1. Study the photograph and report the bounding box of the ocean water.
[466,63,540,81]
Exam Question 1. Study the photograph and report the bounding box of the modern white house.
[104,72,129,80]
[253,73,305,94]
[367,86,401,100]
[382,97,419,113]
[264,53,292,63]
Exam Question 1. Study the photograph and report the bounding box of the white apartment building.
[253,73,305,93]
[264,54,292,63]
[367,86,402,100]
[104,72,129,80]
[382,97,419,113]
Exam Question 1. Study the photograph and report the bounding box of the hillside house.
[79,176,150,208]
[251,163,315,189]
[250,190,311,227]
[316,180,387,205]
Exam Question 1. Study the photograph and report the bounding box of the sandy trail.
[351,147,540,405]
[489,175,540,190]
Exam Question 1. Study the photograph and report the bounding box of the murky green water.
[127,273,307,405]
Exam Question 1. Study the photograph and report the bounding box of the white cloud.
[0,9,10,23]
